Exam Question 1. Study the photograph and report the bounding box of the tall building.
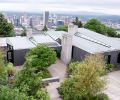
[43,11,49,26]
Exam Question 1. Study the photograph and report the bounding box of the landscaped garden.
[0,45,57,100]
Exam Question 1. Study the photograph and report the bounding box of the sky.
[0,0,120,15]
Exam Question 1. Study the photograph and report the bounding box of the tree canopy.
[26,45,57,71]
[21,26,27,36]
[72,17,83,28]
[0,13,14,37]
[84,19,118,37]
[56,25,68,32]
[0,46,53,100]
[59,55,108,100]
[42,25,48,31]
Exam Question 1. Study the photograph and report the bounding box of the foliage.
[35,88,50,100]
[106,64,114,71]
[38,70,51,79]
[84,19,118,37]
[73,17,83,28]
[42,25,48,31]
[94,93,109,100]
[67,61,79,74]
[21,26,27,36]
[14,61,50,100]
[7,63,15,76]
[56,25,68,32]
[0,86,29,100]
[14,66,43,96]
[26,45,57,71]
[0,50,7,85]
[59,55,107,100]
[0,13,14,37]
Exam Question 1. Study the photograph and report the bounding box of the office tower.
[43,11,49,26]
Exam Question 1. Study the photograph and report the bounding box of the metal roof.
[47,28,120,54]
[6,34,61,50]
[6,36,35,50]
[0,38,7,47]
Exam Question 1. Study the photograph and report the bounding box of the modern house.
[1,24,120,66]
[6,33,61,66]
[47,27,120,66]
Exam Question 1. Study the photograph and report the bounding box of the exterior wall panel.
[72,46,90,61]
[13,49,29,66]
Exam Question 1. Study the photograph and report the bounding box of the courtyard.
[47,59,120,100]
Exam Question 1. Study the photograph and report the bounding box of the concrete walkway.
[46,59,67,100]
[48,59,67,81]
[105,71,120,100]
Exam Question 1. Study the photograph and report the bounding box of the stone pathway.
[46,59,67,100]
[104,70,120,100]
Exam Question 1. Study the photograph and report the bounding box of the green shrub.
[94,93,109,100]
[106,64,113,71]
[0,86,29,100]
[7,63,15,76]
[67,61,79,74]
[26,45,57,71]
[59,55,107,100]
[35,88,50,100]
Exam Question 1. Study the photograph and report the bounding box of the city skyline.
[0,0,120,15]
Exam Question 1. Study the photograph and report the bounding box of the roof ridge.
[75,32,111,48]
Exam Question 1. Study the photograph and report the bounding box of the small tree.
[14,49,50,100]
[21,26,27,36]
[0,13,14,37]
[73,17,83,28]
[56,25,68,32]
[59,55,108,100]
[26,45,57,71]
[84,18,118,37]
[42,25,48,31]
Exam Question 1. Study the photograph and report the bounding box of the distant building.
[57,20,64,26]
[13,17,20,26]
[43,11,49,26]
[29,16,42,27]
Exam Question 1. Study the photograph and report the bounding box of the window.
[117,53,120,63]
[107,55,111,64]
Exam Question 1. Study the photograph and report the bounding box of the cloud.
[0,0,120,15]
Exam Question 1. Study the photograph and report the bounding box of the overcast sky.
[0,0,120,15]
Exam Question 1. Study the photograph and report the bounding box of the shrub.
[106,64,113,71]
[67,61,79,74]
[0,50,7,85]
[59,55,108,100]
[0,86,29,100]
[7,63,15,76]
[94,93,109,100]
[26,45,57,71]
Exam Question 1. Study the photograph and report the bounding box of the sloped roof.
[47,28,120,54]
[6,34,61,50]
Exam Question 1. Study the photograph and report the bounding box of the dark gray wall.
[13,46,61,66]
[72,46,90,61]
[72,46,120,66]
[103,50,120,66]
[13,49,29,66]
